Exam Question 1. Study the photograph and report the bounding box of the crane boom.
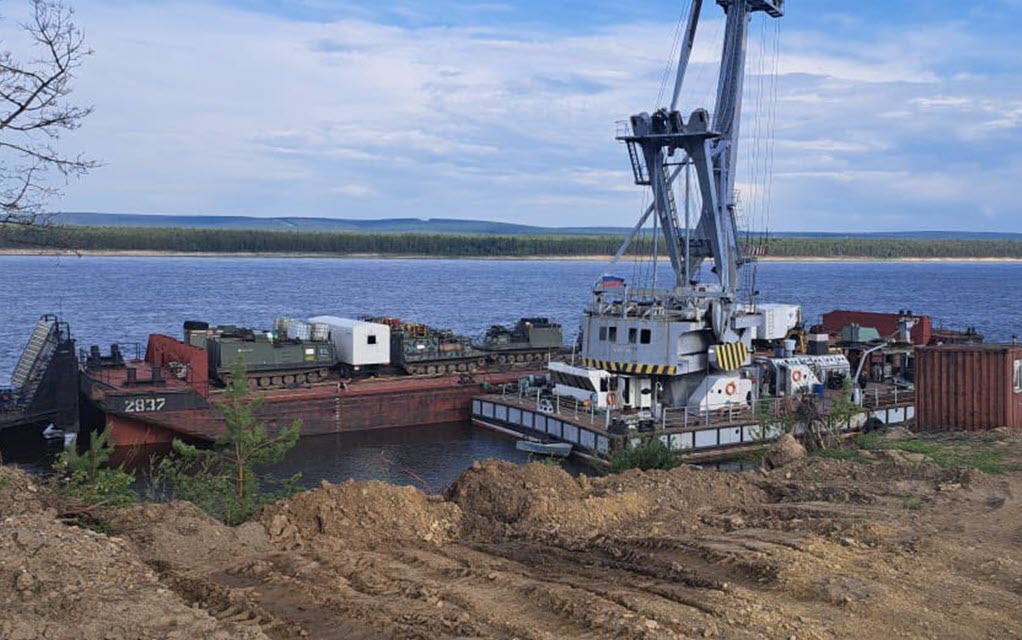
[579,0,791,413]
[617,0,783,309]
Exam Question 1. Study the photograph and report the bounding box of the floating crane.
[573,0,799,413]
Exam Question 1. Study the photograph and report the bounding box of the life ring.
[724,381,738,396]
[791,369,803,383]
[606,391,619,406]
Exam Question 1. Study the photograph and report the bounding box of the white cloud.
[334,184,376,197]
[0,1,1017,231]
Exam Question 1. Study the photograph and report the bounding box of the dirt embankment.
[4,437,1022,639]
[0,468,269,640]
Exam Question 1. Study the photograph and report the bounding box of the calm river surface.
[2,256,1020,487]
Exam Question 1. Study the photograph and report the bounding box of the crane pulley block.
[718,0,784,17]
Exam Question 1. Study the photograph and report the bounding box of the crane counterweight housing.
[567,0,798,415]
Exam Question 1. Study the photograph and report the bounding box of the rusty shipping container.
[915,344,1022,432]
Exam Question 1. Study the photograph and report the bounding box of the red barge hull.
[80,334,533,448]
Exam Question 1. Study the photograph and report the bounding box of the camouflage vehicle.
[477,318,564,364]
[367,317,486,376]
[185,321,335,388]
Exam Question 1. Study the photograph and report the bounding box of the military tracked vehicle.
[184,321,335,388]
[366,317,486,375]
[477,318,564,364]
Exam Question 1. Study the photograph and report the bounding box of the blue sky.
[4,0,1021,231]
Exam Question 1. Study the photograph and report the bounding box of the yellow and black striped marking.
[714,342,749,372]
[583,358,678,376]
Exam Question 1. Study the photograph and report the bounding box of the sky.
[2,0,1021,231]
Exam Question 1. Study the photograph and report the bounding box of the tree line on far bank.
[4,225,1022,259]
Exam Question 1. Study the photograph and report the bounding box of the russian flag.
[601,274,626,288]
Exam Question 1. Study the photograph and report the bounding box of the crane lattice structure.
[613,0,784,342]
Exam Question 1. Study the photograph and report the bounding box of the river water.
[2,256,1020,487]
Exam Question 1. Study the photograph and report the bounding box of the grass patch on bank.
[814,431,1021,475]
[608,439,682,473]
[812,446,861,462]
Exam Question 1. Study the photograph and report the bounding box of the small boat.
[516,439,573,457]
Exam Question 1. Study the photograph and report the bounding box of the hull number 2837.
[123,397,166,413]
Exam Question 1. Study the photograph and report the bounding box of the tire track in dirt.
[12,450,1022,639]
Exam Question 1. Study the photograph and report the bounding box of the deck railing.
[860,386,914,409]
[493,380,914,433]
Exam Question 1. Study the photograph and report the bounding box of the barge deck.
[473,384,915,463]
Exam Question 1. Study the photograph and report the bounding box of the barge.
[79,332,540,449]
[473,382,915,464]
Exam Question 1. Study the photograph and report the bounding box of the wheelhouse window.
[640,329,652,344]
[598,326,607,341]
[608,326,618,342]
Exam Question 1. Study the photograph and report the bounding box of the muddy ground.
[4,432,1022,639]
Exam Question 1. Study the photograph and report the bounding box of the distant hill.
[50,212,1022,240]
[52,212,634,236]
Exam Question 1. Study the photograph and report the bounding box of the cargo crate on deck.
[307,316,390,368]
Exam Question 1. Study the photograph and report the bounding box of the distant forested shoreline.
[2,225,1022,259]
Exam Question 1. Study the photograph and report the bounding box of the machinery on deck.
[367,317,487,375]
[177,314,564,384]
[476,318,564,364]
[185,320,335,388]
[567,0,797,416]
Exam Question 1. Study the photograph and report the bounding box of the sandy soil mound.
[449,460,768,541]
[447,460,583,534]
[262,479,462,550]
[594,464,769,515]
[110,500,272,570]
[763,432,807,469]
[8,435,1022,639]
[0,466,59,517]
[0,512,267,640]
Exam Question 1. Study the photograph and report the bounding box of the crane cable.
[655,1,694,110]
[630,1,693,291]
[748,16,782,303]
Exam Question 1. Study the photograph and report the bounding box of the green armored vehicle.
[478,318,564,364]
[184,321,335,388]
[362,317,486,376]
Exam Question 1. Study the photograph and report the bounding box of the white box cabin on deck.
[548,362,614,407]
[307,317,390,368]
[548,361,654,411]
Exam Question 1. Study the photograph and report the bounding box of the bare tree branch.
[0,0,95,240]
